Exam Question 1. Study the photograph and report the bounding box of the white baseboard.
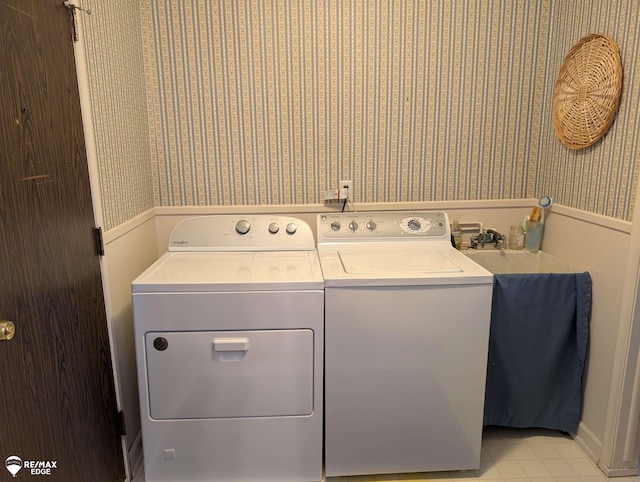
[128,430,144,481]
[575,422,602,464]
[575,422,640,477]
[598,463,640,477]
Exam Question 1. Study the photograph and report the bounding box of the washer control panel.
[169,215,315,251]
[317,211,449,242]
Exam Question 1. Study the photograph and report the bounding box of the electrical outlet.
[339,180,352,200]
[324,189,339,202]
[325,181,353,203]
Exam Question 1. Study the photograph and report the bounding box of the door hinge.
[94,227,105,256]
[63,1,91,43]
[118,410,126,436]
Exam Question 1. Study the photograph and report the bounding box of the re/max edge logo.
[5,456,58,477]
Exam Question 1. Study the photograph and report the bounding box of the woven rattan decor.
[553,33,623,150]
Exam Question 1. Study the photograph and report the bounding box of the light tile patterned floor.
[132,427,640,481]
[326,427,640,482]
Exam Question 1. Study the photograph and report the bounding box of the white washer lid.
[339,249,463,274]
[132,251,324,293]
[318,245,493,287]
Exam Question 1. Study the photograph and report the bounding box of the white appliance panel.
[145,330,314,420]
[324,285,493,476]
[133,291,323,332]
[169,215,316,251]
[317,211,450,242]
[141,418,322,482]
[132,215,324,482]
[134,290,324,481]
[317,211,494,477]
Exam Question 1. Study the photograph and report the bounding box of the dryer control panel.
[169,215,316,251]
[317,211,450,242]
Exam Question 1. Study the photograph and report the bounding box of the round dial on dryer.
[330,221,341,231]
[268,222,280,234]
[286,223,297,235]
[235,219,251,235]
[366,220,377,231]
[348,221,359,232]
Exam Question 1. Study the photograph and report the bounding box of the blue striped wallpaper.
[82,1,640,226]
[542,1,640,220]
[141,1,555,207]
[80,0,155,230]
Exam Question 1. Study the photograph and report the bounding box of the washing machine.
[132,215,323,482]
[317,211,493,477]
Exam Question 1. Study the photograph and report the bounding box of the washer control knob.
[268,222,279,234]
[235,219,251,235]
[366,220,377,231]
[348,221,359,232]
[286,223,297,235]
[330,221,341,231]
[407,219,421,231]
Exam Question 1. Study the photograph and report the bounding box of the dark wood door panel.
[0,2,124,481]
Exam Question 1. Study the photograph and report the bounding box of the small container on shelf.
[507,225,525,250]
[524,220,544,253]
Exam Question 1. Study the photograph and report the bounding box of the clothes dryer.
[317,211,493,477]
[132,215,323,482]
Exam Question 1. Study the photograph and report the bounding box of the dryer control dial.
[286,223,297,235]
[330,221,341,231]
[235,219,251,235]
[366,220,377,231]
[348,221,359,232]
[268,222,280,234]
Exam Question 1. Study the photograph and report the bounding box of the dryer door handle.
[212,337,250,352]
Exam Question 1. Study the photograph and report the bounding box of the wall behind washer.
[139,0,640,220]
[77,1,640,230]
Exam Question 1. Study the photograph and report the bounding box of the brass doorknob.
[0,321,15,341]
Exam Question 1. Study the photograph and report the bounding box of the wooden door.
[0,1,125,481]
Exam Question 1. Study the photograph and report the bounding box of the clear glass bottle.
[508,224,525,250]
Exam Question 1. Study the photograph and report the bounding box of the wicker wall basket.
[553,33,623,150]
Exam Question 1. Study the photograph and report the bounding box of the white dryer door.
[145,329,314,419]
